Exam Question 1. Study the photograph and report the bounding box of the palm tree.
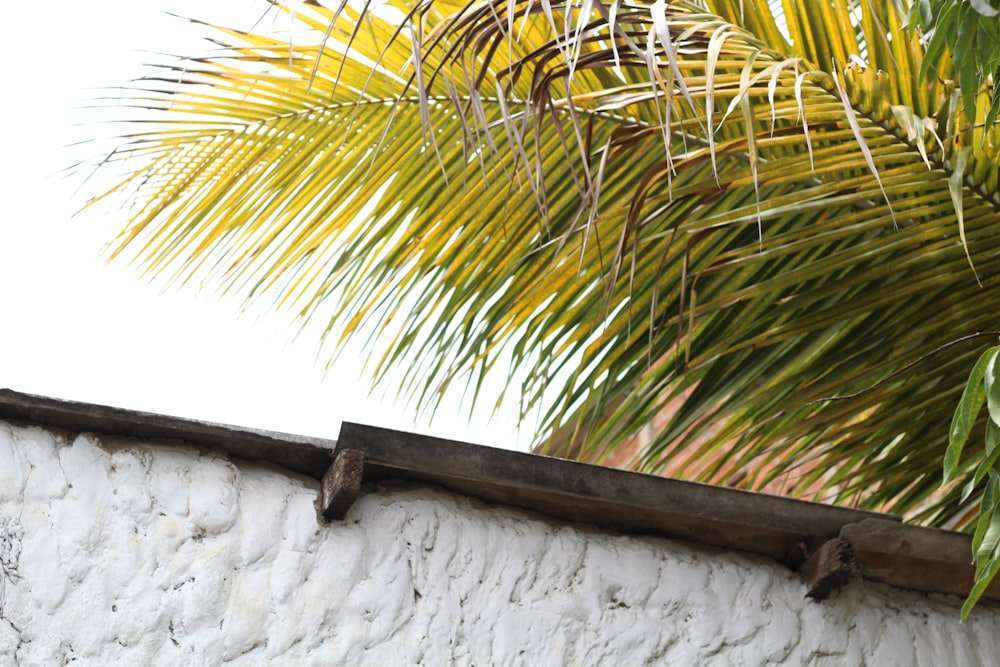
[86,0,998,528]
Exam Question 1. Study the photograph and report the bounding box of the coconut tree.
[85,0,998,583]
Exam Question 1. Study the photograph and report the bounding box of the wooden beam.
[798,538,855,600]
[317,449,365,521]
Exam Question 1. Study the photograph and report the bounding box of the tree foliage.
[84,0,999,555]
[907,0,1000,127]
[948,345,1000,617]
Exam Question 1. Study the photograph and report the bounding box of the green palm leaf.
[82,0,999,527]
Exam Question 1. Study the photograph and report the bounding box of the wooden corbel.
[316,448,365,521]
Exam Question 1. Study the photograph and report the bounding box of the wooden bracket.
[797,537,855,600]
[316,448,365,521]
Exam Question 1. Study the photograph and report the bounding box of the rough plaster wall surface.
[1,419,999,666]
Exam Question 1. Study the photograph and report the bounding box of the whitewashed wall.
[1,420,999,665]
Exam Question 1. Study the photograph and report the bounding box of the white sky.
[2,0,536,450]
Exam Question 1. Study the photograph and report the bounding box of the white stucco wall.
[1,420,999,665]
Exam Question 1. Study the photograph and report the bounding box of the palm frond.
[82,0,1000,525]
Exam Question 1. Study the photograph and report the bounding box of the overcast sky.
[2,0,535,450]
